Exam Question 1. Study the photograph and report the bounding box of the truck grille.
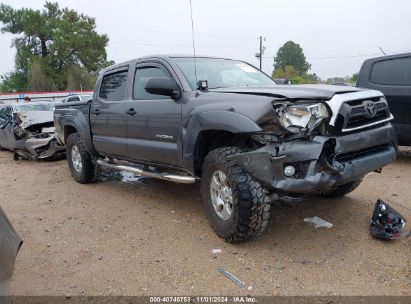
[337,97,392,132]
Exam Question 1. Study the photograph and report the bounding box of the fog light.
[284,165,296,177]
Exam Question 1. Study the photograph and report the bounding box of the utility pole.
[255,36,266,70]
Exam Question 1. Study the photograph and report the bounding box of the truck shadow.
[98,166,366,248]
[396,146,411,163]
[67,148,411,249]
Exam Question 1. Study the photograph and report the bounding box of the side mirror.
[145,77,181,99]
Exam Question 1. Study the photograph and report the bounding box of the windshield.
[14,103,53,112]
[173,58,276,90]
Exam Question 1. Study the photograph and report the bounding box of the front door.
[0,106,16,150]
[125,63,182,167]
[90,68,129,158]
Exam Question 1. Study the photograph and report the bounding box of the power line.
[108,41,256,50]
[263,50,411,60]
[99,25,256,39]
[308,53,380,60]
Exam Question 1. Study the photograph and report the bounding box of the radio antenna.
[189,0,198,90]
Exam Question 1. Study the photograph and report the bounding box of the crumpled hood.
[211,84,364,100]
[16,111,54,129]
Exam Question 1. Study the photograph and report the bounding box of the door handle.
[91,109,100,115]
[126,108,137,116]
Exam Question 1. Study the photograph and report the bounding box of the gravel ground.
[0,149,410,296]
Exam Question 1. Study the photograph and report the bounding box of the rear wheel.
[321,178,363,198]
[66,133,98,183]
[201,147,270,243]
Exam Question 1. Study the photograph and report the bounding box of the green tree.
[271,41,317,84]
[0,2,112,92]
[66,64,97,91]
[272,65,299,80]
[273,41,311,75]
[28,59,56,91]
[351,73,358,84]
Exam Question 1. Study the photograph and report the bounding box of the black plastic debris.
[370,199,408,240]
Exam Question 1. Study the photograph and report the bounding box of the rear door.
[90,67,129,158]
[362,56,411,144]
[124,62,182,167]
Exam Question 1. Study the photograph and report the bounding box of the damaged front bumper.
[14,135,65,160]
[231,123,397,196]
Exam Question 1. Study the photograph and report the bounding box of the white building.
[0,90,94,104]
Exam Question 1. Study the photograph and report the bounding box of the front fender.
[182,111,262,174]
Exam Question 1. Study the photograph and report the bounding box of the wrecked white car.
[0,102,65,160]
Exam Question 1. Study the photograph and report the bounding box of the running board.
[96,160,196,184]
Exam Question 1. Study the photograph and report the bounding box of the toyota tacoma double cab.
[54,55,397,242]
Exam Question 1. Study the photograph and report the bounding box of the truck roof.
[362,52,411,65]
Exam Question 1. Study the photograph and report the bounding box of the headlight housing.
[276,103,329,133]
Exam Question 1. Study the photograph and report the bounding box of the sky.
[0,0,410,80]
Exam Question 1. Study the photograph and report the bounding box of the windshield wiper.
[208,86,226,90]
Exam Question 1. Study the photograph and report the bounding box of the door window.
[0,107,11,120]
[67,96,80,102]
[99,70,128,101]
[370,57,411,86]
[133,66,171,100]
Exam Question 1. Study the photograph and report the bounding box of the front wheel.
[66,132,98,184]
[201,147,271,243]
[321,178,363,198]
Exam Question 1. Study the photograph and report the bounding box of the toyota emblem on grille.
[364,101,377,117]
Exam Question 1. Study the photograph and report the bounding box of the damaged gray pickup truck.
[54,55,397,242]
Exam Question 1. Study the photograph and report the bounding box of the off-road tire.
[66,132,98,184]
[201,147,271,243]
[321,178,363,198]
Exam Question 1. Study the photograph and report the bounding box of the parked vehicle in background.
[54,55,397,242]
[332,82,355,86]
[357,53,411,145]
[0,206,22,296]
[273,78,292,84]
[0,101,65,160]
[62,94,93,103]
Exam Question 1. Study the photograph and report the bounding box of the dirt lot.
[0,149,410,296]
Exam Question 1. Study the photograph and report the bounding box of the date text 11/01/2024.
[149,296,256,303]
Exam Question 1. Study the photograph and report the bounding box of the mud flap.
[227,148,284,187]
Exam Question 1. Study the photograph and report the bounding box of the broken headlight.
[276,103,329,133]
